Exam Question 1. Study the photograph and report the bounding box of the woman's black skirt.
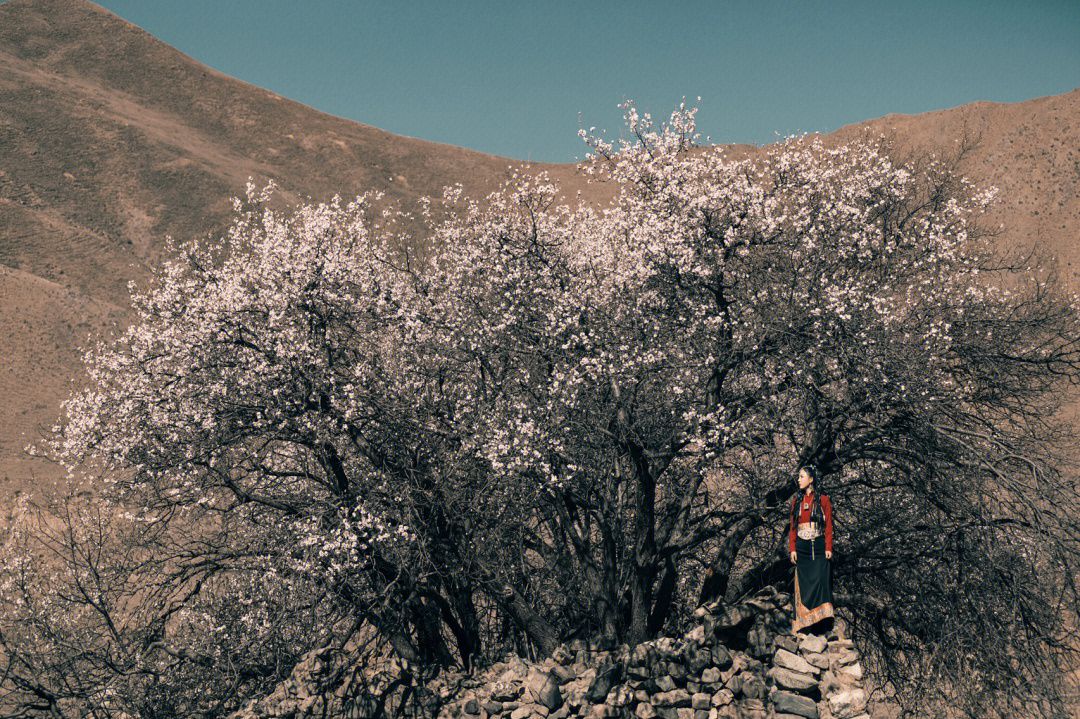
[793,535,834,633]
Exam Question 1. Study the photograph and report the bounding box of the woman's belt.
[796,521,823,540]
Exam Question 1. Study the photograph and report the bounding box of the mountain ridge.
[2,0,1078,489]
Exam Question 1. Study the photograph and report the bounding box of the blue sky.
[91,0,1079,163]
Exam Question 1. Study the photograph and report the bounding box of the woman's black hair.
[791,464,825,527]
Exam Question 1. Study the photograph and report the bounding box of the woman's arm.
[789,496,798,554]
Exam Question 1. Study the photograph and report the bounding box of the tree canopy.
[5,103,1080,718]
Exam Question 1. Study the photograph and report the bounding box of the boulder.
[700,667,721,685]
[710,689,733,707]
[652,689,691,708]
[771,691,819,719]
[483,701,504,714]
[798,634,827,655]
[691,693,711,710]
[746,624,773,658]
[683,646,711,674]
[608,685,635,707]
[836,649,859,666]
[589,705,619,719]
[684,625,706,642]
[491,681,521,702]
[709,645,732,671]
[803,652,830,670]
[840,662,863,681]
[526,669,563,710]
[740,674,767,701]
[772,649,819,676]
[766,667,819,695]
[655,675,677,692]
[551,646,574,666]
[549,665,576,685]
[636,703,658,719]
[585,659,622,703]
[828,688,867,719]
[772,635,799,655]
[464,699,480,715]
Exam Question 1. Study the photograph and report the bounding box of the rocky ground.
[231,585,871,719]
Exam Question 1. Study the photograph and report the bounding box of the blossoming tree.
[5,103,1080,718]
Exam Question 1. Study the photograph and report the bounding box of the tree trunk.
[628,440,658,645]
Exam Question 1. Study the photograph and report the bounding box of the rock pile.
[230,586,870,719]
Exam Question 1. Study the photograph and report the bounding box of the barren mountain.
[1,0,1078,491]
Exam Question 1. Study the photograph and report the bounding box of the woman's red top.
[788,491,833,554]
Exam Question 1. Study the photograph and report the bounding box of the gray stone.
[586,659,623,703]
[798,634,827,655]
[652,689,691,708]
[840,662,863,680]
[836,649,859,666]
[608,686,635,707]
[676,708,694,719]
[635,689,651,703]
[654,708,679,719]
[683,647,711,674]
[738,699,767,719]
[550,665,576,685]
[589,705,619,719]
[709,689,733,707]
[771,691,819,719]
[694,711,710,719]
[741,674,767,701]
[636,703,657,719]
[746,624,773,658]
[655,675,677,692]
[667,662,688,683]
[773,635,799,654]
[691,693,710,710]
[464,699,480,715]
[772,649,820,676]
[725,674,741,695]
[684,625,706,642]
[828,689,867,719]
[510,706,532,719]
[483,701,504,714]
[527,670,564,710]
[766,667,820,695]
[818,670,842,696]
[709,645,732,671]
[803,652,830,670]
[552,646,574,666]
[549,708,569,719]
[686,681,701,694]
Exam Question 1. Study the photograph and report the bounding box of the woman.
[788,464,834,633]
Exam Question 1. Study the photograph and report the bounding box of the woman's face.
[797,468,813,490]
